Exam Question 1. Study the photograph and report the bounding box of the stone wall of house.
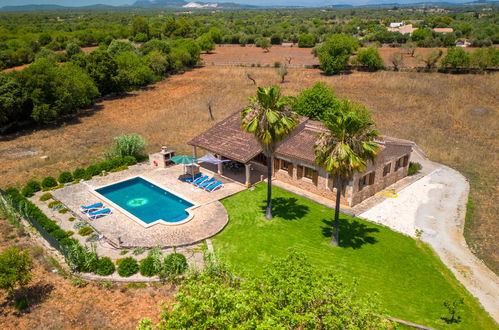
[350,144,412,205]
[272,156,354,206]
[273,142,412,207]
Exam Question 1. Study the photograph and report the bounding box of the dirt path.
[360,161,499,322]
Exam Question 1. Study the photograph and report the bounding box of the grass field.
[213,183,497,329]
[0,65,497,273]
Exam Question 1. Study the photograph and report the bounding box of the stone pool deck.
[51,163,246,248]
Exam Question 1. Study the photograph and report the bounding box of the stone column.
[217,154,223,175]
[192,146,197,158]
[245,163,251,187]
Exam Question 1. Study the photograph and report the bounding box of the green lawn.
[213,183,497,329]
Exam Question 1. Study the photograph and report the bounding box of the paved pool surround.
[52,163,245,248]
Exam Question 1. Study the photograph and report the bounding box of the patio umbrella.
[171,155,198,178]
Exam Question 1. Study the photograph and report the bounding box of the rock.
[40,155,49,160]
[471,107,489,116]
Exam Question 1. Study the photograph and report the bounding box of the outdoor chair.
[86,208,112,220]
[197,177,215,189]
[80,202,104,213]
[205,180,223,192]
[191,175,209,185]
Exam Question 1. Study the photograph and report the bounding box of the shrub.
[66,230,74,236]
[274,61,281,68]
[50,228,69,241]
[408,162,422,176]
[106,134,146,159]
[298,33,316,48]
[39,193,53,201]
[355,47,384,71]
[98,161,112,172]
[72,168,86,180]
[292,82,339,121]
[96,257,115,276]
[139,256,157,277]
[22,180,41,197]
[78,227,94,236]
[122,156,137,166]
[13,296,29,311]
[58,208,69,214]
[110,157,124,169]
[68,217,76,222]
[48,200,62,209]
[164,253,188,276]
[118,257,139,277]
[41,177,58,189]
[86,164,100,177]
[0,247,33,296]
[58,171,73,184]
[65,242,98,273]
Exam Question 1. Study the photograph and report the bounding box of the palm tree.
[314,102,379,246]
[241,86,298,220]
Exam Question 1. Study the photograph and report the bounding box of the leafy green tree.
[65,42,82,58]
[355,47,384,71]
[440,47,470,70]
[0,247,33,297]
[241,86,298,220]
[314,105,379,246]
[19,59,99,123]
[315,34,359,75]
[411,28,432,42]
[292,82,339,121]
[107,40,136,56]
[114,52,155,91]
[147,50,168,76]
[76,49,120,95]
[140,252,389,329]
[470,47,498,71]
[132,16,150,39]
[256,37,271,53]
[298,33,316,47]
[198,33,215,53]
[0,73,25,125]
[140,39,170,55]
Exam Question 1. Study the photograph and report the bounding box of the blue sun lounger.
[197,177,215,189]
[86,208,112,220]
[80,202,104,213]
[205,180,223,192]
[192,175,209,185]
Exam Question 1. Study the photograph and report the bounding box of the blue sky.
[0,0,467,7]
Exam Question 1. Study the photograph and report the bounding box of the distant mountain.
[130,0,259,8]
[0,4,67,11]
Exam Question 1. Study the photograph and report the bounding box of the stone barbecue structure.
[189,112,415,206]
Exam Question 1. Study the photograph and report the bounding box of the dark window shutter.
[312,170,319,186]
[287,163,293,177]
[369,172,375,185]
[297,165,303,179]
[403,155,409,167]
[273,158,280,173]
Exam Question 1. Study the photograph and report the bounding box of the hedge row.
[21,155,137,197]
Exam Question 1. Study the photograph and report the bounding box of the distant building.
[388,24,415,35]
[456,39,471,48]
[433,28,454,34]
[389,22,404,28]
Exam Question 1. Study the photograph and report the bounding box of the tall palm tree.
[241,86,298,220]
[314,102,379,246]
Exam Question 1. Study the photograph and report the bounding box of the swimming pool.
[94,177,194,226]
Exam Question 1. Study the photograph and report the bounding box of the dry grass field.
[0,65,497,274]
[201,45,480,68]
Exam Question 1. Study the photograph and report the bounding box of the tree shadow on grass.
[260,197,309,220]
[322,218,379,249]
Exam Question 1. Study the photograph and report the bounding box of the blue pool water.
[95,177,193,224]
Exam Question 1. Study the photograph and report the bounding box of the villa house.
[189,112,414,206]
